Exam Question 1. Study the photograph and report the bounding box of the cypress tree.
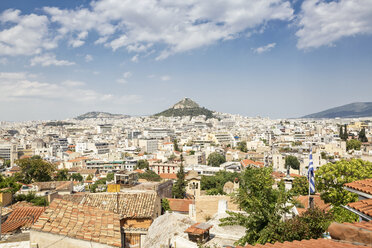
[339,126,344,140]
[172,164,186,198]
[359,128,368,143]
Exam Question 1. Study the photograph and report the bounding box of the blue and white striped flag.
[308,149,315,194]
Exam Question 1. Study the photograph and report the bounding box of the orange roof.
[66,150,74,154]
[134,169,145,174]
[184,223,213,235]
[1,206,45,234]
[32,199,121,247]
[240,159,264,168]
[343,221,372,231]
[167,198,192,213]
[236,238,364,247]
[344,178,372,195]
[163,142,173,145]
[328,221,372,246]
[295,194,331,215]
[347,198,372,218]
[160,173,177,180]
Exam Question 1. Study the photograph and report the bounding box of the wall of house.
[30,230,116,248]
[195,195,239,222]
[0,192,13,207]
[122,218,153,229]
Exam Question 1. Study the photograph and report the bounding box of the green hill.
[303,102,372,118]
[154,98,214,118]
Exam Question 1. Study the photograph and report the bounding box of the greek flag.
[308,149,315,194]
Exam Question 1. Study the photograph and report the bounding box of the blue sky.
[0,0,372,121]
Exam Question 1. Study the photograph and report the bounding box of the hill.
[302,102,372,118]
[75,111,130,120]
[154,98,214,118]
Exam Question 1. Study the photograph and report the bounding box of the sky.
[0,0,372,121]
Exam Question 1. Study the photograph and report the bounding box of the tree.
[316,159,372,207]
[343,124,348,140]
[0,175,21,193]
[339,125,344,140]
[201,171,239,195]
[285,155,300,173]
[55,169,69,181]
[207,152,226,167]
[358,128,368,143]
[189,150,195,155]
[172,164,186,198]
[136,160,149,170]
[86,174,93,181]
[71,173,83,182]
[290,176,309,196]
[237,141,248,152]
[168,154,176,162]
[17,157,56,183]
[220,167,291,245]
[173,139,180,152]
[138,170,161,181]
[346,139,361,151]
[106,172,114,181]
[161,198,171,213]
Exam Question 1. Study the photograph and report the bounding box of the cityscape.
[1,0,372,248]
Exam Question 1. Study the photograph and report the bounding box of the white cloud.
[30,53,75,67]
[0,9,57,56]
[44,0,294,59]
[123,71,132,78]
[160,75,171,81]
[296,0,372,50]
[61,80,85,87]
[131,54,139,62]
[116,71,132,84]
[253,43,276,54]
[85,54,93,62]
[0,72,111,102]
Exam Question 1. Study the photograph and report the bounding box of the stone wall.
[195,195,239,222]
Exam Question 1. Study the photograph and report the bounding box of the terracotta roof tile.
[160,173,177,180]
[344,178,372,195]
[295,194,331,214]
[167,198,192,213]
[238,238,365,247]
[347,198,372,218]
[32,198,121,247]
[240,159,264,168]
[2,206,44,233]
[61,192,157,218]
[343,221,372,231]
[328,221,372,245]
[184,223,213,235]
[33,181,73,191]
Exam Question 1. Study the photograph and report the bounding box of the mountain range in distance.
[302,102,372,118]
[75,100,372,120]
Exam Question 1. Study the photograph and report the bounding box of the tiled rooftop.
[184,223,213,235]
[2,206,44,234]
[295,194,331,215]
[347,198,372,218]
[167,198,193,212]
[237,238,366,247]
[160,173,177,180]
[328,221,372,245]
[344,221,372,231]
[344,178,372,195]
[33,181,72,191]
[32,198,122,247]
[62,192,157,218]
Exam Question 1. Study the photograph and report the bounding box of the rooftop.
[2,206,44,234]
[344,178,372,196]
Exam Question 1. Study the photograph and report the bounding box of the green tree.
[207,152,226,167]
[201,171,239,195]
[17,157,56,183]
[136,160,149,170]
[173,139,180,152]
[71,173,83,182]
[189,150,195,155]
[316,159,372,207]
[138,170,161,181]
[161,198,171,212]
[220,167,291,245]
[0,175,22,193]
[290,176,309,196]
[86,174,93,181]
[346,139,361,151]
[285,155,300,172]
[343,124,348,140]
[339,125,344,140]
[55,169,69,181]
[168,154,176,162]
[106,172,114,181]
[172,164,186,198]
[358,128,368,143]
[237,141,248,152]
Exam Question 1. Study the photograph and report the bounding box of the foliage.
[358,128,368,142]
[136,160,149,170]
[138,170,161,182]
[71,173,83,182]
[55,169,69,181]
[207,152,226,167]
[346,139,361,151]
[316,159,372,206]
[86,174,93,181]
[155,107,214,119]
[263,208,333,243]
[339,125,344,140]
[201,171,239,195]
[285,155,300,170]
[290,176,309,196]
[106,172,114,181]
[90,177,107,193]
[161,198,171,212]
[168,154,176,162]
[189,150,195,155]
[236,141,248,152]
[173,139,180,152]
[172,164,186,198]
[330,206,358,223]
[17,157,56,183]
[220,167,291,245]
[0,175,22,193]
[15,192,48,206]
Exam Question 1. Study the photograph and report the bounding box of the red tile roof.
[344,178,372,195]
[1,206,44,234]
[160,173,177,180]
[295,194,331,215]
[237,238,365,247]
[343,221,372,231]
[167,198,192,213]
[347,198,372,218]
[328,221,372,245]
[240,159,264,168]
[184,223,213,235]
[32,198,122,247]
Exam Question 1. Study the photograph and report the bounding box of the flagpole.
[308,146,312,209]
